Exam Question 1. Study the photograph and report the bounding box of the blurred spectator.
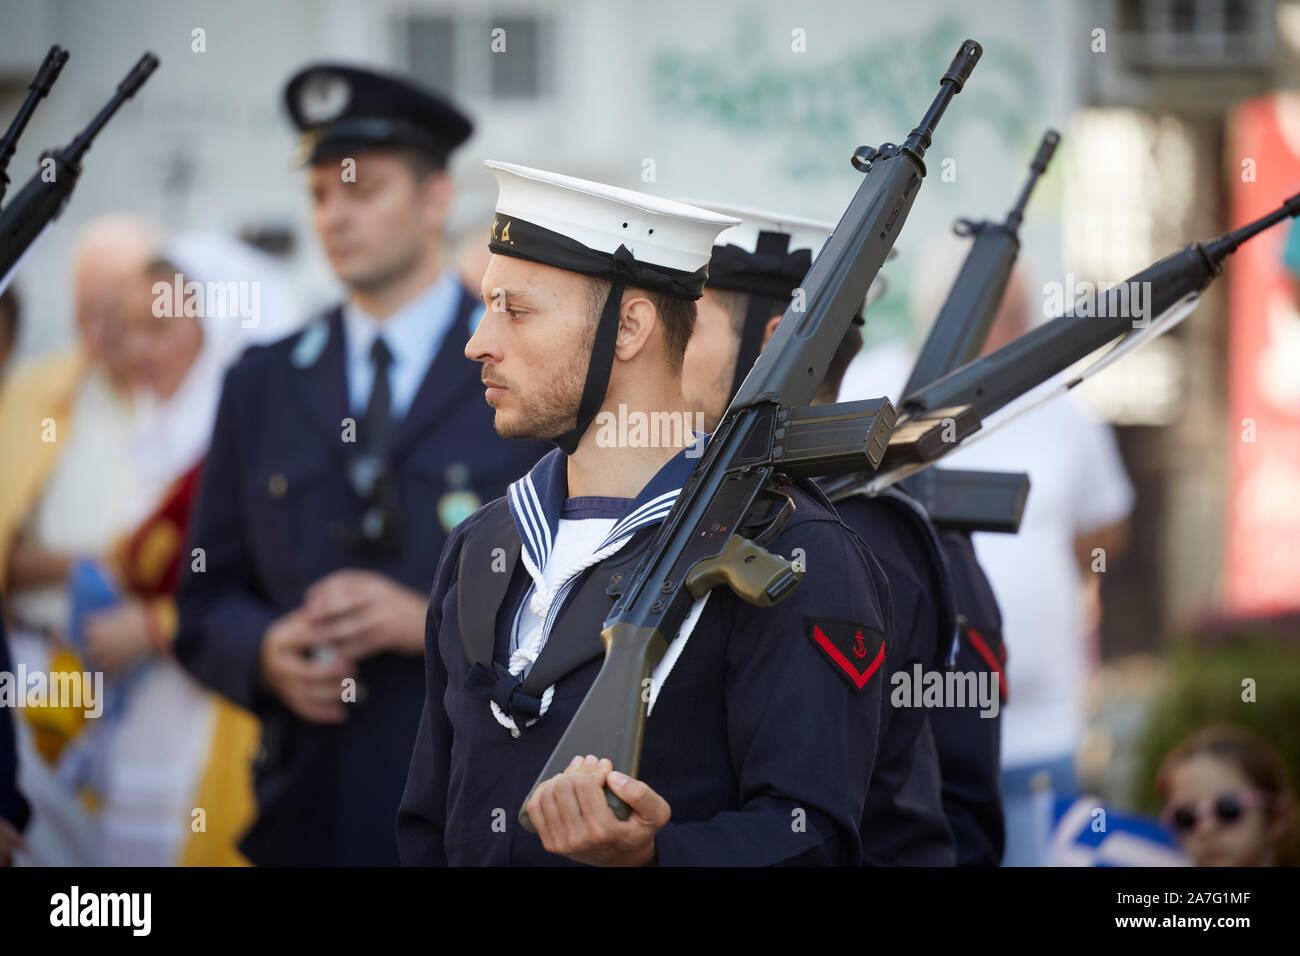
[0,214,159,864]
[0,285,20,382]
[76,235,294,865]
[1157,724,1300,866]
[453,220,495,294]
[0,215,159,598]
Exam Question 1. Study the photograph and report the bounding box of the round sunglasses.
[1161,789,1273,834]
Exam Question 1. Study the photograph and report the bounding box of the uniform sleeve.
[652,514,886,866]
[175,362,278,713]
[396,522,468,866]
[1070,399,1135,533]
[933,530,1005,866]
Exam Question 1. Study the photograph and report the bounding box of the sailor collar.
[506,437,706,580]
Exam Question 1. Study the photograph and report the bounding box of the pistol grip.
[684,534,803,607]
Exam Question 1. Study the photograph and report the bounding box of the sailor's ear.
[762,314,782,348]
[615,290,657,360]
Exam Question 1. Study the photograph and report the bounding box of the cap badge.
[298,71,351,124]
[491,215,513,244]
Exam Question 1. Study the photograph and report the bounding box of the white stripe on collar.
[595,489,680,552]
[509,480,547,572]
[522,473,552,558]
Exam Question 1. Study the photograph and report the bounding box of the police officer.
[175,65,546,865]
[398,163,893,866]
[679,202,956,865]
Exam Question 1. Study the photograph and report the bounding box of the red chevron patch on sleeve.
[806,617,886,691]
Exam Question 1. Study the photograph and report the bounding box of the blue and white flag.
[1048,794,1190,867]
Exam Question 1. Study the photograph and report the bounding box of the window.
[404,12,552,101]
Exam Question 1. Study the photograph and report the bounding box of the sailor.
[679,202,956,864]
[398,163,892,865]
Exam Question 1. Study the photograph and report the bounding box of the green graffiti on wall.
[650,15,1043,340]
[651,16,1040,176]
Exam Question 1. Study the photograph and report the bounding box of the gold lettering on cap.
[501,219,512,243]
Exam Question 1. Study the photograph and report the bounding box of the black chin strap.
[725,230,795,405]
[727,292,777,405]
[551,282,625,456]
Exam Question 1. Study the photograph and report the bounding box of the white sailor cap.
[687,200,892,316]
[484,161,741,300]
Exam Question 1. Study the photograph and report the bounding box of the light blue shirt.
[341,271,462,420]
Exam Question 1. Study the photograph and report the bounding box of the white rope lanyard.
[489,532,635,737]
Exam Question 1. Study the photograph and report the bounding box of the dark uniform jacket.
[932,528,1007,865]
[176,283,546,865]
[832,488,957,865]
[398,444,893,866]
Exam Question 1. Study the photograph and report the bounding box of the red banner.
[1224,96,1300,613]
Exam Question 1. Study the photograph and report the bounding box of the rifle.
[0,52,159,295]
[898,467,1029,534]
[824,129,1060,529]
[519,39,984,829]
[0,45,69,206]
[862,190,1300,493]
[902,127,1059,395]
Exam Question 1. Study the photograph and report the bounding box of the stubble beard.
[493,321,596,442]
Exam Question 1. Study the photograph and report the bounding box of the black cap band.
[715,230,867,405]
[707,231,811,300]
[488,215,708,300]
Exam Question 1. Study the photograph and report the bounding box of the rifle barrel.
[1204,192,1300,262]
[1005,128,1058,232]
[65,53,159,163]
[0,46,69,201]
[904,40,981,158]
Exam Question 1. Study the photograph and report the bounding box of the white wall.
[0,0,1081,359]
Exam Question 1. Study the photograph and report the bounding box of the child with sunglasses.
[1157,724,1300,867]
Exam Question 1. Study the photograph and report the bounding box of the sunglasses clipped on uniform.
[1160,789,1274,835]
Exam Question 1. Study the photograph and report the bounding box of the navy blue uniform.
[176,283,546,865]
[832,488,956,865]
[931,528,1006,865]
[398,446,892,866]
[0,600,30,834]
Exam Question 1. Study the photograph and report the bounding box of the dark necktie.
[363,336,393,454]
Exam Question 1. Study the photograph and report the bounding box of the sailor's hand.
[526,755,671,866]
